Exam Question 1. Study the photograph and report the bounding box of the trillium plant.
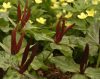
[0,0,100,79]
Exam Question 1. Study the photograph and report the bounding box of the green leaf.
[0,12,8,21]
[0,51,11,70]
[50,43,62,50]
[85,25,99,56]
[50,56,79,73]
[3,34,26,51]
[31,50,52,70]
[3,68,21,79]
[0,18,9,27]
[60,36,70,45]
[0,42,10,53]
[31,57,47,70]
[33,33,53,42]
[85,67,100,79]
[71,74,88,79]
[86,25,99,45]
[50,43,73,57]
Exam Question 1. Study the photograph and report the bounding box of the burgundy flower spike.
[17,0,31,28]
[80,43,89,74]
[19,42,38,74]
[11,28,25,55]
[54,16,75,44]
[11,0,30,55]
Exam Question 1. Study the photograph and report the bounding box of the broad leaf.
[0,51,11,70]
[71,74,88,79]
[50,56,79,73]
[85,67,100,79]
[31,50,52,70]
[33,33,53,42]
[50,43,73,57]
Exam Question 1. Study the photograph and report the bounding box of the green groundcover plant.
[0,0,100,79]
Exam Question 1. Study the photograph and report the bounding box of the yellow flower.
[2,2,11,9]
[0,8,7,12]
[92,0,100,5]
[63,9,66,13]
[60,0,65,2]
[66,0,74,3]
[84,0,88,4]
[35,0,42,4]
[51,0,57,3]
[61,2,68,6]
[86,9,95,17]
[36,17,46,24]
[65,21,72,27]
[29,20,33,24]
[65,12,73,18]
[56,12,62,18]
[77,12,87,19]
[51,2,59,9]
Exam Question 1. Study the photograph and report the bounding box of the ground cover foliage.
[0,0,100,79]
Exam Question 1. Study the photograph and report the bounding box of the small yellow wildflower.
[86,9,95,17]
[0,8,7,12]
[56,12,62,18]
[77,12,87,19]
[62,9,66,13]
[51,0,57,3]
[61,2,68,6]
[60,0,65,2]
[29,20,33,24]
[66,0,74,3]
[92,0,100,5]
[35,0,42,4]
[36,17,46,24]
[65,22,73,27]
[65,12,73,18]
[84,0,88,4]
[2,2,11,9]
[51,2,59,9]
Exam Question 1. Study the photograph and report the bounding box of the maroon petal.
[19,43,38,74]
[80,43,89,74]
[11,28,17,55]
[63,23,75,34]
[17,0,21,22]
[54,33,63,44]
[54,17,62,44]
[20,38,32,67]
[21,0,28,27]
[21,12,27,27]
[16,32,25,54]
[61,18,66,33]
[24,9,31,24]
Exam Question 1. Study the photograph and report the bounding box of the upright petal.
[20,38,32,67]
[16,32,25,54]
[11,28,17,55]
[17,0,21,22]
[80,43,89,74]
[19,43,38,74]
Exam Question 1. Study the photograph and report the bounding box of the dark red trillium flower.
[11,28,25,55]
[19,41,38,74]
[80,43,89,74]
[54,16,75,44]
[17,0,31,28]
[11,0,31,55]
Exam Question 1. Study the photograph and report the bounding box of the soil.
[36,64,74,79]
[0,68,5,79]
